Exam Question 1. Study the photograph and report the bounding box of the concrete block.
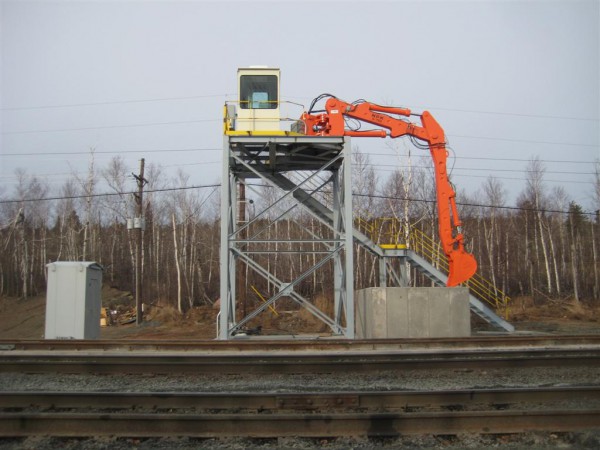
[371,288,387,338]
[448,287,471,337]
[386,287,408,338]
[428,290,451,337]
[354,287,471,339]
[407,288,429,338]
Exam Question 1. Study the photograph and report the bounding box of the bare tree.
[352,148,378,288]
[593,161,600,300]
[524,156,553,295]
[550,186,570,296]
[70,149,99,261]
[481,176,506,294]
[55,179,81,261]
[1,170,50,297]
[567,202,587,303]
[101,156,136,286]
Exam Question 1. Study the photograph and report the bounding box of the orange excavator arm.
[299,96,477,287]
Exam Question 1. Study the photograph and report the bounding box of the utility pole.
[133,158,147,325]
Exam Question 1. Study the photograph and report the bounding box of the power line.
[0,160,593,187]
[355,193,597,217]
[449,173,592,185]
[360,157,593,185]
[365,163,596,176]
[0,160,222,183]
[1,183,595,217]
[1,147,221,157]
[0,184,221,205]
[0,94,232,111]
[410,105,598,122]
[453,155,598,164]
[286,95,599,122]
[4,91,596,123]
[4,122,593,148]
[2,118,597,150]
[3,147,598,164]
[448,134,598,148]
[368,152,598,165]
[1,119,220,135]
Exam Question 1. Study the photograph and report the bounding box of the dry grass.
[510,296,599,323]
[144,305,182,324]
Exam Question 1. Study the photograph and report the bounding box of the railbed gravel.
[1,366,599,393]
[2,433,600,450]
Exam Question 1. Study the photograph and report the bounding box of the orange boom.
[298,96,477,287]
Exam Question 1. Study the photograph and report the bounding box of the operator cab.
[233,67,280,132]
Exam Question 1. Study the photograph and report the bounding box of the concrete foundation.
[355,287,471,338]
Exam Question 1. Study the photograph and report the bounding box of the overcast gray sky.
[1,0,598,210]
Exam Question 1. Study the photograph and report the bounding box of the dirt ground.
[1,286,600,340]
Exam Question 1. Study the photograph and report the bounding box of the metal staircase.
[265,172,514,332]
[359,218,514,332]
[404,251,513,331]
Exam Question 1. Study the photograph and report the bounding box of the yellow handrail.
[357,217,510,315]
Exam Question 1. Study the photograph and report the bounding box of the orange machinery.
[297,95,477,287]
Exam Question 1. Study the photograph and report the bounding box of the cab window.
[240,75,278,109]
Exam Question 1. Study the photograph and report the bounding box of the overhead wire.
[290,94,598,122]
[363,162,597,176]
[0,184,221,204]
[1,119,220,135]
[448,133,597,148]
[353,192,598,216]
[4,90,596,123]
[407,105,599,122]
[0,183,596,217]
[2,114,595,148]
[1,157,593,189]
[0,94,232,111]
[2,92,595,202]
[1,147,595,166]
[1,147,221,157]
[367,152,598,165]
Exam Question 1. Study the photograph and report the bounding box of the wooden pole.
[134,158,146,325]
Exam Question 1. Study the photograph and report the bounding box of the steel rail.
[1,386,599,411]
[1,410,599,437]
[3,335,600,352]
[1,349,599,374]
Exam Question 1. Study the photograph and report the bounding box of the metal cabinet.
[45,262,103,339]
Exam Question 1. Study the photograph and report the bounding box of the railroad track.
[1,348,600,374]
[3,334,600,352]
[2,336,599,439]
[1,387,599,437]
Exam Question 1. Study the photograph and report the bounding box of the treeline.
[1,152,599,309]
[0,157,222,308]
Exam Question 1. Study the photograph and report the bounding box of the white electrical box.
[45,262,103,340]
